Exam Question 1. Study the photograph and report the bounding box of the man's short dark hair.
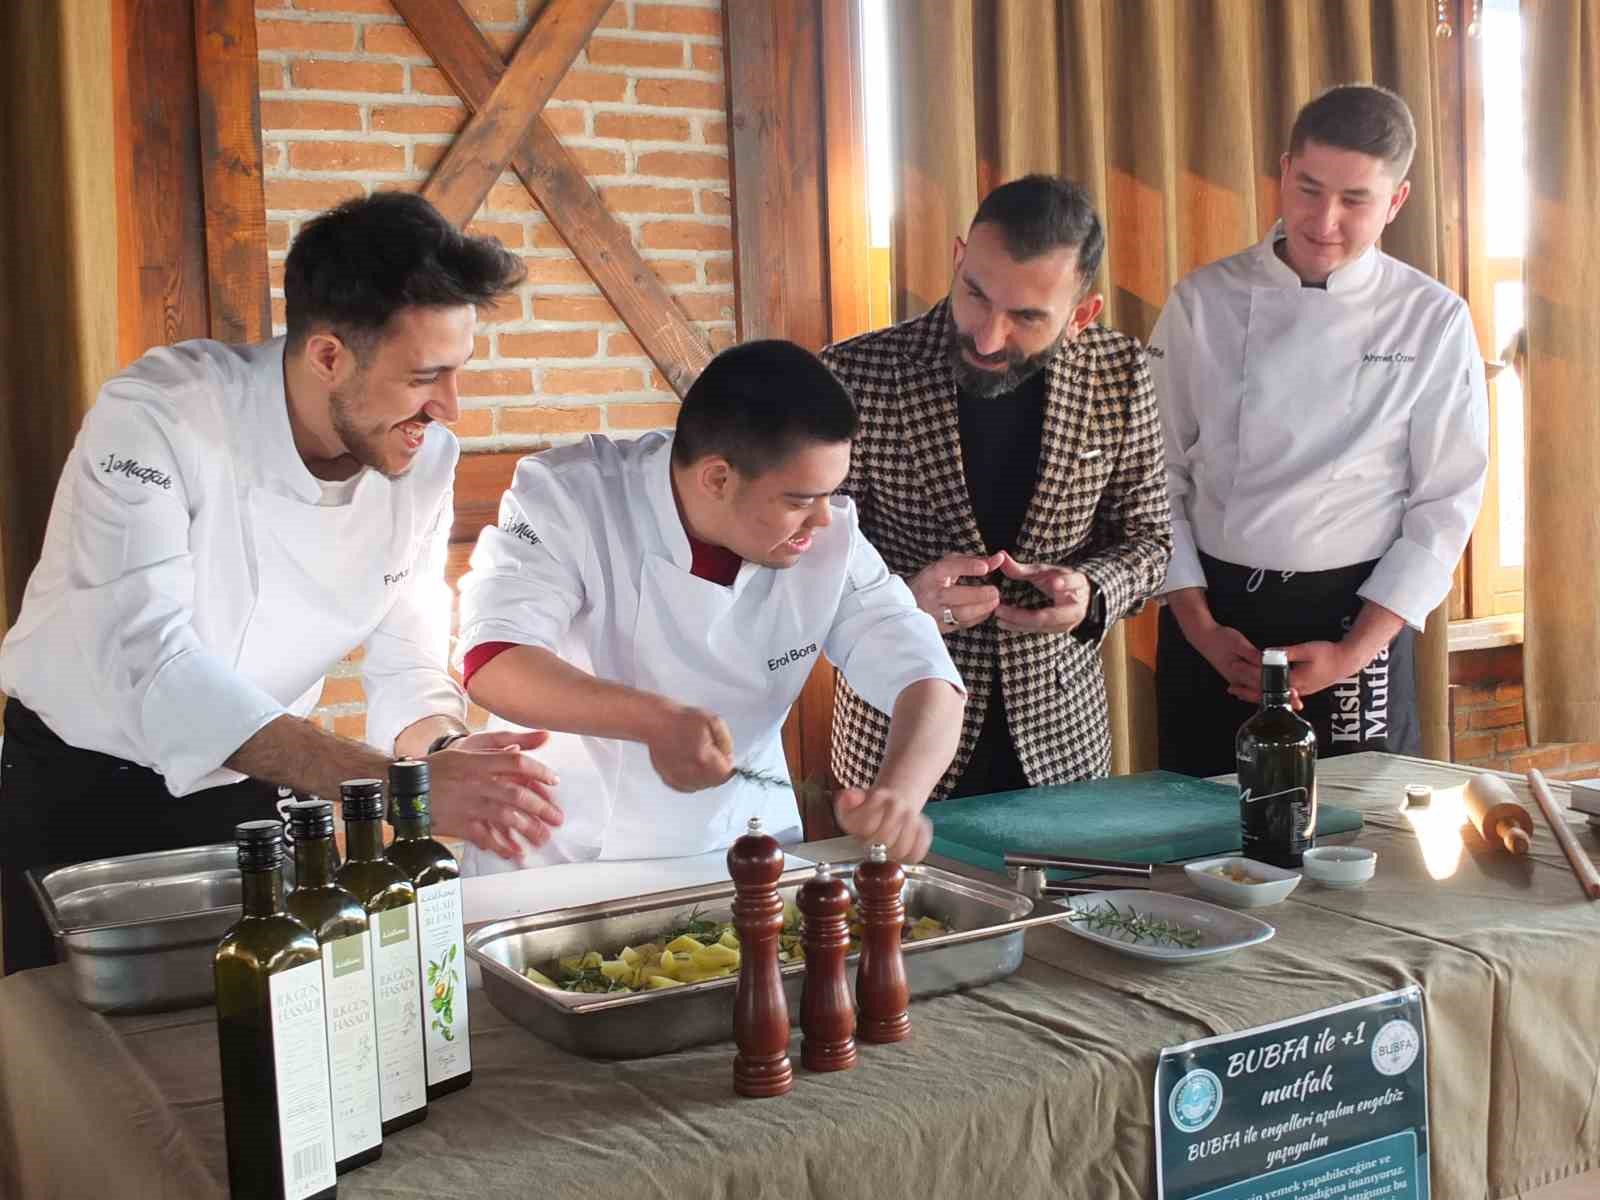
[969,175,1105,291]
[1289,84,1416,180]
[672,340,858,477]
[284,191,526,356]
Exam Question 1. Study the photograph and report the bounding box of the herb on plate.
[1068,900,1204,949]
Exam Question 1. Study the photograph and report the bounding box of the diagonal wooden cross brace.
[393,0,712,397]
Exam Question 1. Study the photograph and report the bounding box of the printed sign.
[1155,987,1428,1200]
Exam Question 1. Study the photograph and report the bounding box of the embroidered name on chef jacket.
[98,453,174,490]
[502,518,542,547]
[1361,351,1418,365]
[767,642,818,673]
[383,567,410,586]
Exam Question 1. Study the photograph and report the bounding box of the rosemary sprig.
[1068,900,1204,949]
[732,766,829,808]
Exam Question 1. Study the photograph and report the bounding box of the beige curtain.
[1523,0,1600,745]
[889,0,1454,771]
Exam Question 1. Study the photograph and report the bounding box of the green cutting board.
[929,771,1363,874]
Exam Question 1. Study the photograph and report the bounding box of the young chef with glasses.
[457,339,967,872]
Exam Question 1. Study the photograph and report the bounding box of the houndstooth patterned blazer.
[819,299,1172,798]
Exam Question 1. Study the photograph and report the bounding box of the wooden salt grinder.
[798,862,857,1072]
[855,842,910,1044]
[1464,774,1534,854]
[728,817,793,1097]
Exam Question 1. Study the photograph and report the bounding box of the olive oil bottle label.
[370,905,427,1121]
[321,932,383,1161]
[417,878,471,1085]
[268,959,337,1200]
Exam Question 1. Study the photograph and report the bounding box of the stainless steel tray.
[466,859,1064,1059]
[27,843,293,1013]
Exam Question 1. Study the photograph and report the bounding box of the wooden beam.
[820,0,871,344]
[115,0,210,363]
[194,0,270,344]
[418,0,612,227]
[393,0,712,395]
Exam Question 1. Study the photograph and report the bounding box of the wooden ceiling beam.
[394,0,711,395]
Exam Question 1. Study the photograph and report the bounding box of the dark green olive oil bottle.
[1237,648,1319,867]
[284,800,383,1173]
[385,759,473,1099]
[335,779,427,1135]
[214,820,338,1200]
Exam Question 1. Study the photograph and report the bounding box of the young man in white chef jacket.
[0,193,561,973]
[1148,85,1489,775]
[458,339,967,872]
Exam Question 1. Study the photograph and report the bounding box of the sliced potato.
[666,934,706,956]
[646,974,683,989]
[691,942,739,970]
[523,966,559,989]
[719,928,740,951]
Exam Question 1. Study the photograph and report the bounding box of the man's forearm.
[225,714,393,802]
[465,645,674,745]
[874,679,966,797]
[1165,586,1215,636]
[1341,601,1406,669]
[395,713,468,760]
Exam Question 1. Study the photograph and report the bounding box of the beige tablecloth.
[1,753,1596,1199]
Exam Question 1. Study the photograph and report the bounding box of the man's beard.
[329,381,423,480]
[948,322,1067,398]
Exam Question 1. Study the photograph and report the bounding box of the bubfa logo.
[99,453,173,490]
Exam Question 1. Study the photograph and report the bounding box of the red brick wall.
[1450,644,1600,781]
[253,0,732,739]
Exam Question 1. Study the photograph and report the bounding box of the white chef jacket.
[455,430,965,872]
[0,338,466,794]
[1148,224,1489,629]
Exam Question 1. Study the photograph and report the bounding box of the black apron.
[1156,552,1419,778]
[0,697,282,975]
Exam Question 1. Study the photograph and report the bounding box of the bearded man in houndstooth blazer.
[820,176,1172,801]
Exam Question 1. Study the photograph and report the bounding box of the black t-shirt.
[949,370,1047,799]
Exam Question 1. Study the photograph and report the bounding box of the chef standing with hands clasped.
[457,339,967,873]
[0,193,563,974]
[1149,85,1489,776]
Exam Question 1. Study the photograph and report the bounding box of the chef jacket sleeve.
[1357,303,1490,629]
[360,485,468,755]
[824,504,966,716]
[1148,289,1208,594]
[454,454,591,665]
[1066,335,1174,636]
[64,383,286,793]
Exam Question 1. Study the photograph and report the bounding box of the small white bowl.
[1184,856,1302,908]
[1301,846,1377,889]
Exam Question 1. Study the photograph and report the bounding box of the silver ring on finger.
[941,606,958,628]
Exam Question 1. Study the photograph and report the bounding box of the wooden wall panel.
[194,0,271,345]
[115,0,211,364]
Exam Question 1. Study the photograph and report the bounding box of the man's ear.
[1384,178,1412,226]
[694,456,735,502]
[1069,292,1105,338]
[301,331,350,384]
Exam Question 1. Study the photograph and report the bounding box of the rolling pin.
[1464,774,1533,854]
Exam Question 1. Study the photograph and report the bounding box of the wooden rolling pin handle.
[1497,820,1531,855]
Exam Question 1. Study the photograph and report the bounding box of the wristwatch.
[427,730,470,755]
[1073,578,1108,644]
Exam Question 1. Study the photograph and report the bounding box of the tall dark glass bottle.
[1236,648,1318,868]
[214,820,338,1200]
[384,759,473,1099]
[284,800,383,1173]
[335,779,427,1135]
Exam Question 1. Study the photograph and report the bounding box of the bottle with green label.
[284,799,383,1173]
[385,758,473,1098]
[335,779,427,1135]
[214,820,338,1200]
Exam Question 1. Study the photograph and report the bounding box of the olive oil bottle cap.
[388,758,430,797]
[1262,648,1289,667]
[339,778,385,821]
[235,819,285,871]
[286,798,335,840]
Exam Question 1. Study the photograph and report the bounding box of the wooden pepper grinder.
[728,817,793,1097]
[855,842,911,1044]
[798,862,857,1072]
